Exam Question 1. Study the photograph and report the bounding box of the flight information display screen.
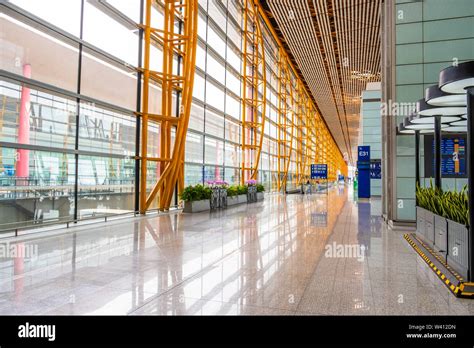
[424,134,467,178]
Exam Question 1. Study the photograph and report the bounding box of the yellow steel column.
[277,48,283,191]
[139,0,152,213]
[139,0,198,213]
[277,51,295,192]
[296,82,306,185]
[249,0,348,192]
[241,0,267,185]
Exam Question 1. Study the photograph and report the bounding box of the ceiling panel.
[263,0,381,162]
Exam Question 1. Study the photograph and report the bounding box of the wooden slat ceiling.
[263,0,381,163]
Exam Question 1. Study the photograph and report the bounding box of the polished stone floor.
[1,185,473,315]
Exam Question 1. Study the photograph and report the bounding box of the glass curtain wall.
[0,0,308,230]
[0,0,139,230]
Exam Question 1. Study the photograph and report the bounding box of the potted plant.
[237,184,248,204]
[226,185,240,206]
[415,182,441,246]
[416,182,469,278]
[440,186,469,278]
[180,184,212,213]
[246,179,258,202]
[256,183,265,201]
[206,180,228,209]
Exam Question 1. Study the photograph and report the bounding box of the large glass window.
[8,0,82,37]
[83,1,138,65]
[205,109,224,138]
[78,103,135,156]
[0,149,76,227]
[106,0,141,23]
[81,48,137,110]
[185,132,204,164]
[206,52,226,85]
[226,71,241,96]
[0,81,77,150]
[196,44,207,71]
[224,142,240,167]
[208,0,227,32]
[185,163,203,186]
[189,104,205,132]
[225,117,240,143]
[194,73,206,101]
[225,94,240,120]
[224,166,240,185]
[205,80,225,111]
[77,155,135,218]
[204,137,223,165]
[226,46,241,73]
[207,24,226,53]
[0,0,319,231]
[198,14,207,41]
[228,0,242,24]
[204,165,224,181]
[0,13,79,91]
[227,21,241,48]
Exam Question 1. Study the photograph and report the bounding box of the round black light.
[416,98,465,118]
[404,115,448,131]
[398,122,414,134]
[425,84,466,106]
[439,61,474,94]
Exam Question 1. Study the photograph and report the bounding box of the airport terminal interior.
[1,0,474,316]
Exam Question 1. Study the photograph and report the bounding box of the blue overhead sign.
[311,164,327,179]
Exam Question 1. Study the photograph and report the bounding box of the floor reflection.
[0,186,473,315]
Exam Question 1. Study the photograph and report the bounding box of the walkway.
[1,186,473,315]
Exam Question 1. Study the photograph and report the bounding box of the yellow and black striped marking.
[418,237,464,281]
[404,233,474,299]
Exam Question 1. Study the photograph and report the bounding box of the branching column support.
[277,50,295,192]
[139,0,198,213]
[241,0,267,185]
[295,82,307,185]
[303,97,316,182]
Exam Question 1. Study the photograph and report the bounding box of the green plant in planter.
[439,185,469,226]
[179,184,212,202]
[416,181,443,215]
[256,183,265,192]
[416,180,469,226]
[226,185,239,197]
[237,185,248,195]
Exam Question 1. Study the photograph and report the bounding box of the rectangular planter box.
[226,194,247,206]
[227,196,239,206]
[447,219,469,279]
[434,214,447,257]
[424,209,435,246]
[416,206,426,239]
[257,192,264,201]
[227,196,242,207]
[238,194,247,204]
[182,199,210,213]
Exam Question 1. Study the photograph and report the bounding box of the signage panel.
[357,146,371,198]
[311,164,328,179]
[370,159,381,179]
[358,146,370,162]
